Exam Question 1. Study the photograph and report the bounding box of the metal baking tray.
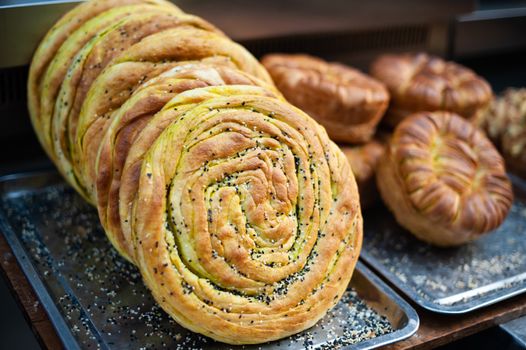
[0,171,418,349]
[361,174,526,314]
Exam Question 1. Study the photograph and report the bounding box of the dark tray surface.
[0,172,418,349]
[362,175,526,314]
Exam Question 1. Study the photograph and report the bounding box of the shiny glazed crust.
[370,53,492,126]
[28,0,363,344]
[376,111,513,246]
[341,140,385,208]
[262,54,389,143]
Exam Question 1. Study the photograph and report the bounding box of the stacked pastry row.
[263,53,515,246]
[28,0,363,344]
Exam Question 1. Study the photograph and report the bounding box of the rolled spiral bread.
[28,0,363,344]
[376,111,513,246]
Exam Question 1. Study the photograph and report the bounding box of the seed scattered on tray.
[363,200,526,305]
[1,184,393,349]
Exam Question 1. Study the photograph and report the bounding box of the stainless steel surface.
[454,7,526,58]
[174,0,473,40]
[0,0,475,68]
[361,175,526,314]
[0,1,81,68]
[500,316,526,347]
[0,171,418,349]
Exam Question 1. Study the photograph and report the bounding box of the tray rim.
[0,170,419,349]
[361,173,526,315]
[361,251,526,315]
[352,261,420,350]
[0,172,80,350]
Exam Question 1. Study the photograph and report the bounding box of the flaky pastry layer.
[28,0,363,344]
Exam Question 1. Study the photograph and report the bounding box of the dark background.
[1,0,526,349]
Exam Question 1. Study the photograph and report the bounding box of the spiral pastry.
[97,71,279,261]
[75,27,272,201]
[28,0,178,133]
[28,0,363,344]
[377,111,512,246]
[29,0,182,161]
[132,91,362,343]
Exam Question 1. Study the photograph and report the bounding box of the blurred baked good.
[376,111,513,246]
[341,140,385,208]
[370,52,492,127]
[476,88,526,178]
[262,53,389,143]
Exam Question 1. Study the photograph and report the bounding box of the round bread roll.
[262,54,389,143]
[341,140,385,208]
[476,88,526,178]
[370,52,492,127]
[377,111,513,246]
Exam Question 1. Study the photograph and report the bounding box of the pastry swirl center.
[163,103,328,295]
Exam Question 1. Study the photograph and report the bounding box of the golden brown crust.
[30,3,182,202]
[370,53,492,126]
[262,54,389,143]
[133,91,362,344]
[28,0,363,344]
[377,111,513,246]
[117,85,281,262]
[96,66,278,261]
[75,27,274,200]
[51,10,216,201]
[28,0,179,159]
[341,140,385,208]
[476,88,526,178]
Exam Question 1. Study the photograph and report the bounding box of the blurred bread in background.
[341,140,385,208]
[370,52,492,127]
[475,88,526,178]
[262,53,389,144]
